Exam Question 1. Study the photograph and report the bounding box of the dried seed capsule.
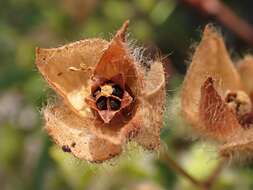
[225,90,252,117]
[96,96,107,110]
[112,84,124,98]
[37,20,166,163]
[109,97,121,110]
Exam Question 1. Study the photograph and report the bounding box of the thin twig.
[203,158,226,189]
[159,144,208,190]
[160,143,227,190]
[181,0,253,45]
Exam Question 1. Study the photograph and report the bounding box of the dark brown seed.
[57,72,63,76]
[71,142,76,147]
[109,97,121,110]
[96,96,107,110]
[62,145,71,152]
[93,87,101,97]
[112,85,124,98]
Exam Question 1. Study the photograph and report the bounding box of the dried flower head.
[181,24,253,158]
[36,21,166,163]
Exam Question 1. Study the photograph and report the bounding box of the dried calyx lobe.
[83,20,137,124]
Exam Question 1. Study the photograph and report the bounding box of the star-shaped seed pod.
[36,21,166,163]
[181,24,253,158]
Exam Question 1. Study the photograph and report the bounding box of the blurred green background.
[1,0,253,190]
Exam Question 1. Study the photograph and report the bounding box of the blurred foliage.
[1,0,253,190]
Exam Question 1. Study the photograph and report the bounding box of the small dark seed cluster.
[93,83,124,111]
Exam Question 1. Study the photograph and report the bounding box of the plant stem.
[159,144,208,190]
[203,158,226,189]
[160,143,226,190]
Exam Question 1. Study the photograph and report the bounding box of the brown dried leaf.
[199,77,241,141]
[181,25,243,125]
[36,39,108,118]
